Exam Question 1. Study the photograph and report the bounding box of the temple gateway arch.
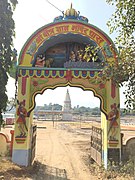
[12,5,121,169]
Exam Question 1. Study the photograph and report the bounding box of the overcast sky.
[7,0,126,108]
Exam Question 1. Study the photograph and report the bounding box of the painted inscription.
[24,23,105,63]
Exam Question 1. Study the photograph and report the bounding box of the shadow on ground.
[0,160,69,180]
[34,161,69,180]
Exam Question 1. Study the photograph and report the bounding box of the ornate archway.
[12,5,121,169]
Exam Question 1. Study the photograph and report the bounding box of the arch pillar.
[101,80,121,168]
[12,75,33,166]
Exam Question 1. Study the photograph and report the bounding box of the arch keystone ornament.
[12,5,121,169]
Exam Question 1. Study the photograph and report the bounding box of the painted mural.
[31,42,105,69]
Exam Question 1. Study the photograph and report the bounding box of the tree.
[105,0,135,112]
[0,0,18,129]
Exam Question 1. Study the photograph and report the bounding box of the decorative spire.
[65,89,71,102]
[64,3,78,19]
[62,89,73,120]
[53,4,88,23]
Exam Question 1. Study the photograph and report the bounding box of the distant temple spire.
[63,89,71,111]
[65,89,71,102]
[71,3,72,9]
[62,89,72,120]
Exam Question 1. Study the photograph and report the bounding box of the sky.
[7,0,126,108]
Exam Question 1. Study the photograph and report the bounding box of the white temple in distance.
[62,89,73,121]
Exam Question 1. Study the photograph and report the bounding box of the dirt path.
[0,121,134,179]
[35,121,97,180]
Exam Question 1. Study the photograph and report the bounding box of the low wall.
[122,137,135,161]
[0,133,10,157]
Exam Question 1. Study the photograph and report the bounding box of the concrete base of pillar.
[12,149,31,166]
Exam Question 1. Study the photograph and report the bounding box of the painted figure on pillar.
[108,103,119,144]
[16,100,28,138]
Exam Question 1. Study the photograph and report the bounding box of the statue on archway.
[35,54,45,67]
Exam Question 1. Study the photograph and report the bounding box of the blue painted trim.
[103,150,108,169]
[12,149,31,166]
[18,66,103,71]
